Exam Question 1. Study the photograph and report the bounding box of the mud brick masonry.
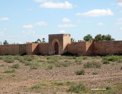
[0,34,122,56]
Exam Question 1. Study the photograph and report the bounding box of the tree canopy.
[83,34,93,41]
[83,34,114,41]
[3,40,9,45]
[94,34,114,41]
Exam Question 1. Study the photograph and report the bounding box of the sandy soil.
[0,56,122,94]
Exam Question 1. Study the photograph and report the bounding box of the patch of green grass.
[90,83,122,94]
[84,62,101,68]
[52,82,64,86]
[75,69,85,75]
[11,64,20,69]
[68,83,86,93]
[102,56,122,63]
[55,61,70,67]
[75,57,83,64]
[23,55,33,61]
[31,83,47,91]
[102,60,110,64]
[30,62,40,69]
[3,56,15,63]
[4,69,15,73]
[46,65,53,70]
[0,64,4,67]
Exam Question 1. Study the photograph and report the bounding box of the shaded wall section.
[66,42,86,55]
[93,41,122,55]
[24,43,38,55]
[38,43,49,55]
[85,41,94,55]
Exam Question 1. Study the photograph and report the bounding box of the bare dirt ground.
[0,55,122,94]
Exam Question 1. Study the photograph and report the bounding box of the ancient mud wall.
[66,42,86,55]
[0,41,122,56]
[93,41,122,55]
[26,43,42,55]
[38,43,49,55]
[0,44,20,55]
[85,41,94,55]
[66,41,122,56]
[19,44,26,55]
[0,43,35,55]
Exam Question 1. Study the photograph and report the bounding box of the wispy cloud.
[34,0,73,9]
[62,17,71,23]
[97,22,104,26]
[22,24,34,30]
[22,21,48,30]
[33,0,50,3]
[35,21,48,27]
[0,17,9,21]
[58,23,75,28]
[76,9,113,17]
[117,0,122,7]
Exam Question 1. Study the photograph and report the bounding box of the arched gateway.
[49,34,71,55]
[54,42,59,54]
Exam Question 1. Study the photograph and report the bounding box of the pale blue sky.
[0,0,122,43]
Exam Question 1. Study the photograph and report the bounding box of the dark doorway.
[54,42,59,55]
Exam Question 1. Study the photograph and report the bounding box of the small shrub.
[24,56,33,61]
[53,82,64,86]
[84,62,101,68]
[47,60,55,64]
[75,69,85,75]
[30,62,40,69]
[0,64,4,67]
[3,57,14,63]
[4,69,15,73]
[83,56,88,60]
[23,61,31,66]
[106,86,111,90]
[68,83,86,93]
[102,56,122,63]
[31,83,47,90]
[92,72,98,75]
[56,62,70,67]
[103,60,110,64]
[11,64,19,69]
[46,65,53,70]
[75,57,82,64]
[11,74,16,77]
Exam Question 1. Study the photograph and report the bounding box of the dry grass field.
[0,55,122,94]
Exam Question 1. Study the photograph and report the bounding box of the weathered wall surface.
[19,44,26,55]
[26,43,39,55]
[38,43,49,55]
[0,39,122,56]
[26,43,33,55]
[93,41,122,55]
[49,34,63,55]
[66,41,122,56]
[66,42,86,55]
[31,43,39,55]
[63,34,71,52]
[85,41,94,55]
[0,45,20,55]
